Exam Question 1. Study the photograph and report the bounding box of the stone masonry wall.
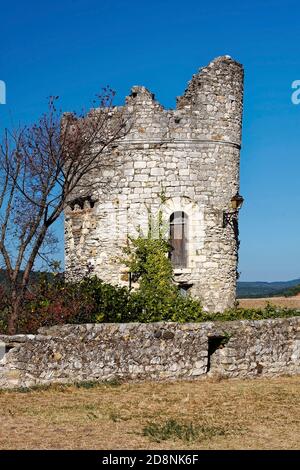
[0,317,299,389]
[64,56,244,312]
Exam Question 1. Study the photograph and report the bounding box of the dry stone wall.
[65,56,244,312]
[0,317,299,389]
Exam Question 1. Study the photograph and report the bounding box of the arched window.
[169,211,188,268]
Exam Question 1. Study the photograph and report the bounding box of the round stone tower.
[65,56,244,312]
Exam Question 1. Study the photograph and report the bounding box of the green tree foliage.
[122,209,204,322]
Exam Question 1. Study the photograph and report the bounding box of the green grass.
[142,419,228,443]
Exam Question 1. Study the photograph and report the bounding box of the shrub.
[73,276,133,323]
[122,212,205,322]
[15,276,134,333]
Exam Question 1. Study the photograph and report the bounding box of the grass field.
[238,294,300,309]
[0,376,299,449]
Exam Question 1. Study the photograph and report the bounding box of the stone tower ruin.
[65,56,244,312]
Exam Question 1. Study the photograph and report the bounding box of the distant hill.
[237,278,300,298]
[0,269,54,289]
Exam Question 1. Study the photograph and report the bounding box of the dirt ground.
[0,376,299,450]
[238,294,300,309]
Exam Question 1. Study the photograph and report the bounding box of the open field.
[238,294,300,310]
[0,376,299,449]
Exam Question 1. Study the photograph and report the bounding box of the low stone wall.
[0,317,300,389]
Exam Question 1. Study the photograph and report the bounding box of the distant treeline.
[0,269,56,290]
[237,279,300,298]
[270,284,300,298]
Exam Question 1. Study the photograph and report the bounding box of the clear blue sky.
[0,0,299,281]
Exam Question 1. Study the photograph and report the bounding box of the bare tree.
[0,88,129,334]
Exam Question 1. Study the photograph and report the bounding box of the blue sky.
[0,0,299,281]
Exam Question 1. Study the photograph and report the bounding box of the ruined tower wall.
[65,56,244,312]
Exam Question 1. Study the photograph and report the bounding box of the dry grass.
[238,295,300,309]
[0,376,299,449]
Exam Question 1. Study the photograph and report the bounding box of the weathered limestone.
[0,317,299,389]
[65,56,244,312]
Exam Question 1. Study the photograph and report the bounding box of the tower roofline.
[123,56,243,111]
